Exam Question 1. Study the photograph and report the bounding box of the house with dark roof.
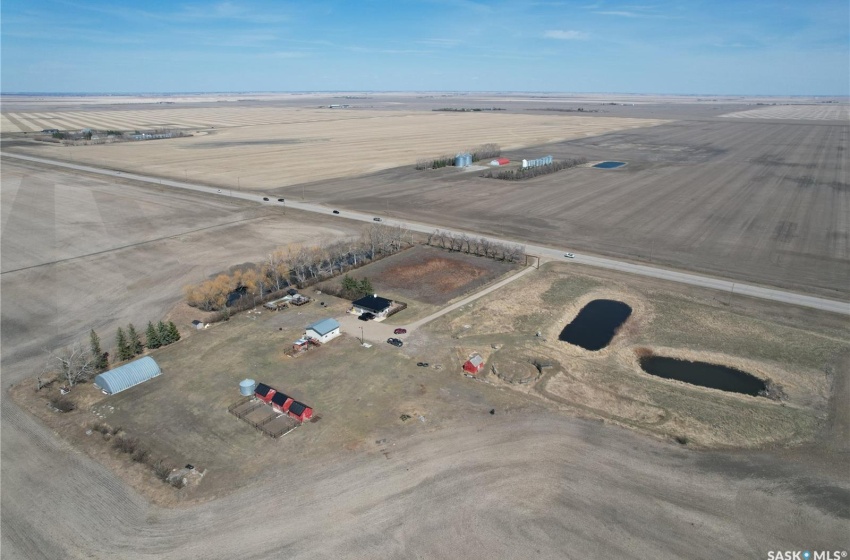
[305,318,341,344]
[351,294,393,319]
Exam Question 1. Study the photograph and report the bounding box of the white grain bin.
[240,379,256,396]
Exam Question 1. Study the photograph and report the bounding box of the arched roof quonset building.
[94,356,162,395]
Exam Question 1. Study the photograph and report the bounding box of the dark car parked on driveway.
[358,312,376,321]
[393,328,407,335]
[387,338,403,347]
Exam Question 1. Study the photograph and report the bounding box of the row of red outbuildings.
[254,383,313,422]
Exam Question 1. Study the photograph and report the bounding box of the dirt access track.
[2,95,849,559]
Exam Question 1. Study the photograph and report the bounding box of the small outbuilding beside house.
[305,318,341,344]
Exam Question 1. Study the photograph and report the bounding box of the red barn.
[271,391,294,413]
[287,401,313,422]
[463,354,485,375]
[254,383,276,403]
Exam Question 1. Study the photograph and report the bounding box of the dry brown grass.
[435,263,844,448]
[381,256,490,294]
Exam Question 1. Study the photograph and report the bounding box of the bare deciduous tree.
[45,343,97,388]
[265,249,290,291]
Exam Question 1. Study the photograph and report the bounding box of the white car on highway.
[564,253,575,259]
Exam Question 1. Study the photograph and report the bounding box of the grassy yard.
[428,262,848,448]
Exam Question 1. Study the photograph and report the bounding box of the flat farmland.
[295,119,849,299]
[3,97,850,560]
[4,107,667,188]
[0,159,361,383]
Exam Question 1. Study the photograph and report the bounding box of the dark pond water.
[639,356,766,396]
[593,161,626,169]
[558,299,632,351]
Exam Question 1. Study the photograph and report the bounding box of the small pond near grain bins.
[593,161,627,169]
[639,356,766,396]
[558,299,632,351]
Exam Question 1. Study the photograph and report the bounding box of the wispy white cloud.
[595,10,639,17]
[177,1,290,24]
[416,38,463,48]
[544,30,590,40]
[270,51,308,58]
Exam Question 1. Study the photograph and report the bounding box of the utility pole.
[726,283,735,306]
[360,326,364,344]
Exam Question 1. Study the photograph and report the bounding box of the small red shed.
[271,391,294,413]
[254,383,276,403]
[463,354,485,375]
[287,401,313,423]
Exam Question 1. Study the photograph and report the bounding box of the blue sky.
[1,0,848,94]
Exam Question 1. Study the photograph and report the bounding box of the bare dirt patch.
[323,245,520,307]
[381,256,491,299]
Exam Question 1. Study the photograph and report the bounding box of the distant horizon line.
[2,90,848,99]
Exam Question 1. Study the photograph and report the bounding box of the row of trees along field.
[39,321,181,391]
[415,143,501,170]
[184,223,414,313]
[483,157,588,180]
[426,230,526,262]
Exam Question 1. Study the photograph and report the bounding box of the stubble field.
[292,118,849,299]
[3,107,666,189]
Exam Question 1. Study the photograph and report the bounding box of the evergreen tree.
[341,274,358,292]
[145,321,161,349]
[358,277,374,296]
[167,321,181,342]
[89,329,108,371]
[127,323,144,355]
[115,327,133,362]
[157,321,171,345]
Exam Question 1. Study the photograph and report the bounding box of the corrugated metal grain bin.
[240,379,256,396]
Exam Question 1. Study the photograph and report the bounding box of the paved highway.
[4,151,848,315]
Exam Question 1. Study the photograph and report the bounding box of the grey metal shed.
[94,356,162,395]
